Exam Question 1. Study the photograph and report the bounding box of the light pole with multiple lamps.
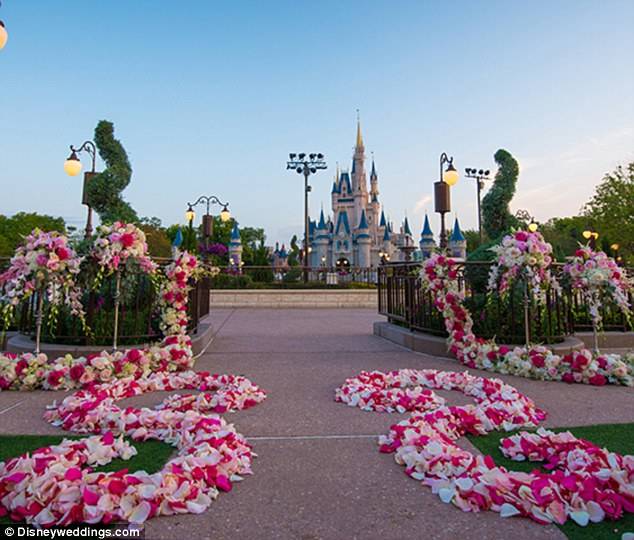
[0,1,8,50]
[286,153,327,283]
[64,140,98,239]
[583,229,599,249]
[434,152,459,249]
[464,167,491,242]
[185,196,231,250]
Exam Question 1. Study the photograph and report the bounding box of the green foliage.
[210,216,234,245]
[463,229,488,254]
[211,273,254,289]
[139,217,172,258]
[288,235,301,266]
[468,423,634,540]
[86,120,138,224]
[0,213,66,257]
[481,149,520,239]
[282,267,303,283]
[539,215,596,261]
[584,162,634,265]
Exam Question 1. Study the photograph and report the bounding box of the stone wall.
[209,289,377,309]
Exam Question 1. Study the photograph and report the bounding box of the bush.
[211,273,254,289]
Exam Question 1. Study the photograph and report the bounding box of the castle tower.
[368,157,381,241]
[355,209,371,268]
[351,114,368,230]
[312,208,330,267]
[448,217,467,259]
[229,222,243,267]
[419,214,436,259]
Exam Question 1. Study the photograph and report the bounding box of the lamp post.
[434,152,459,249]
[286,152,327,283]
[464,168,490,242]
[185,195,231,250]
[0,1,8,50]
[610,243,621,265]
[583,229,599,250]
[64,140,98,239]
[515,209,539,233]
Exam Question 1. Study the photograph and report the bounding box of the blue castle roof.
[382,226,391,242]
[450,218,466,242]
[403,217,412,236]
[172,228,183,248]
[335,210,351,235]
[356,210,370,239]
[379,210,386,228]
[318,209,326,229]
[230,222,241,244]
[421,214,433,237]
[339,172,352,194]
[331,181,339,194]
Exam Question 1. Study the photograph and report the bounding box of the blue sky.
[1,0,633,244]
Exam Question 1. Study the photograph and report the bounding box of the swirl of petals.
[335,369,634,526]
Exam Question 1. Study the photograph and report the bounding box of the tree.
[288,235,301,266]
[139,217,171,258]
[0,213,66,257]
[86,120,138,224]
[463,229,487,254]
[481,149,520,240]
[539,216,596,261]
[584,162,634,264]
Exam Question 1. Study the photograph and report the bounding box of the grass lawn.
[0,434,174,526]
[468,423,634,540]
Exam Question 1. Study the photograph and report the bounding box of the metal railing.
[378,261,633,344]
[210,265,378,288]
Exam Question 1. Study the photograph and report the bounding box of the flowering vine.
[336,369,633,526]
[420,253,634,386]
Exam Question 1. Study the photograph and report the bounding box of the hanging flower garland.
[336,369,634,526]
[563,245,632,330]
[487,230,560,302]
[0,370,266,526]
[0,229,85,330]
[157,251,200,337]
[420,253,634,386]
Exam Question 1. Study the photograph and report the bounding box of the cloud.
[413,194,432,213]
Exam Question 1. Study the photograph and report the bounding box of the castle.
[302,120,466,269]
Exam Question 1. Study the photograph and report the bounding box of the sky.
[1,0,633,244]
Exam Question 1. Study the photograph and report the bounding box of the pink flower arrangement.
[92,222,156,277]
[564,245,632,329]
[336,369,634,526]
[488,230,560,302]
[0,229,84,327]
[420,253,634,386]
[0,370,266,526]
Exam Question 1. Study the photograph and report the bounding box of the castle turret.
[419,214,436,259]
[355,209,371,268]
[312,208,330,266]
[229,222,243,267]
[351,114,368,229]
[448,217,467,259]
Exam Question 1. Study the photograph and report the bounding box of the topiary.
[481,149,520,240]
[86,120,138,224]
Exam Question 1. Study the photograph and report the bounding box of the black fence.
[6,262,210,347]
[378,262,633,344]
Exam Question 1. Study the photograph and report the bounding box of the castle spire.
[356,109,364,148]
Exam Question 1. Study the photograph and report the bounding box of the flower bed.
[336,369,633,527]
[421,253,634,386]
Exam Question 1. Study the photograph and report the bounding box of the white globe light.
[64,158,82,177]
[0,24,7,50]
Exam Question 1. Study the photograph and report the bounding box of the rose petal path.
[1,308,633,539]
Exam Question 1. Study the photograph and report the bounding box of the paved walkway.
[2,308,634,539]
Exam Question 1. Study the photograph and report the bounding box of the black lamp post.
[64,140,98,239]
[434,152,459,249]
[185,196,231,250]
[286,152,327,283]
[464,168,491,242]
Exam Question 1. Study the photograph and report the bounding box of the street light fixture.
[0,1,8,50]
[185,195,231,249]
[464,167,491,241]
[434,152,459,249]
[286,152,327,282]
[583,229,599,249]
[64,140,98,238]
